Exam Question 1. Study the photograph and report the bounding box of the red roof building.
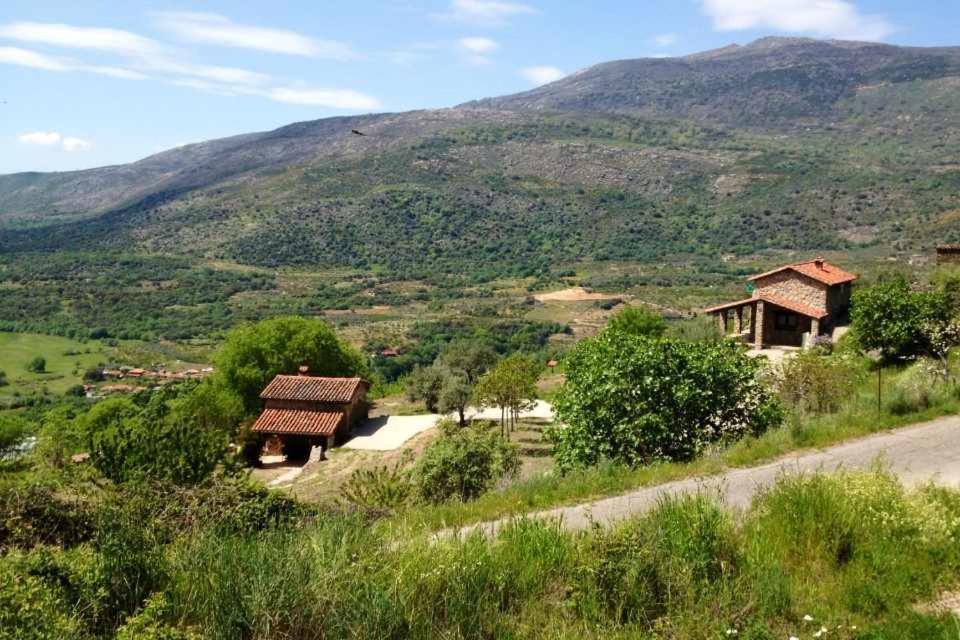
[251,373,369,460]
[705,258,857,349]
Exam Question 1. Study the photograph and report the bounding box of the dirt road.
[447,415,960,537]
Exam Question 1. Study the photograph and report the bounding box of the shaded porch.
[705,294,827,349]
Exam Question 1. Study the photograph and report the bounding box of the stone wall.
[754,271,827,309]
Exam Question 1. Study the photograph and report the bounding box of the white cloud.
[701,0,893,41]
[653,33,678,47]
[438,0,537,25]
[0,21,161,54]
[459,36,499,54]
[18,131,91,151]
[0,46,145,79]
[62,136,91,152]
[18,131,62,146]
[267,87,382,110]
[153,12,356,59]
[520,65,565,86]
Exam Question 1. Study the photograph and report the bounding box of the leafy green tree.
[0,369,7,387]
[437,371,474,427]
[405,365,447,412]
[83,386,230,484]
[214,316,368,415]
[550,331,781,470]
[0,414,29,458]
[437,340,497,384]
[26,356,46,374]
[606,306,667,338]
[851,276,951,361]
[474,354,540,435]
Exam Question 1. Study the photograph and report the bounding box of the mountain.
[466,37,960,124]
[3,37,960,275]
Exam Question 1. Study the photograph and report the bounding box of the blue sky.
[1,0,958,174]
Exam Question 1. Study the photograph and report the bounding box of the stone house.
[705,258,857,348]
[251,372,369,461]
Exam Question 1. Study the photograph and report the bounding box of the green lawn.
[0,332,109,399]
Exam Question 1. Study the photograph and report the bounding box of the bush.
[25,356,46,374]
[551,332,782,470]
[851,276,952,360]
[415,426,520,503]
[0,557,84,640]
[0,369,7,387]
[606,306,667,338]
[769,351,865,414]
[0,414,29,459]
[0,481,96,549]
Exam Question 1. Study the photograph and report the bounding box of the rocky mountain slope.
[2,37,960,275]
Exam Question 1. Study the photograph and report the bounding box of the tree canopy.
[550,331,781,470]
[851,276,953,361]
[213,316,368,415]
[606,306,667,338]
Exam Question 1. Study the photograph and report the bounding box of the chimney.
[814,257,825,270]
[298,365,309,376]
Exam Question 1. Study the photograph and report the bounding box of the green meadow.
[0,332,107,399]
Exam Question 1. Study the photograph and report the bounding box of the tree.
[26,356,46,374]
[83,386,230,484]
[0,369,7,387]
[0,414,29,459]
[606,306,667,338]
[550,330,781,470]
[474,354,540,436]
[214,316,368,415]
[437,340,496,384]
[851,276,951,361]
[437,372,473,427]
[406,365,447,412]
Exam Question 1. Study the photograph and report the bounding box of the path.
[447,415,960,537]
[344,414,440,451]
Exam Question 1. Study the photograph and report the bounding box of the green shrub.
[0,556,83,640]
[25,356,46,374]
[116,593,202,640]
[606,306,667,338]
[0,481,96,550]
[551,331,782,469]
[0,369,7,387]
[415,426,520,503]
[770,351,865,414]
[0,414,29,458]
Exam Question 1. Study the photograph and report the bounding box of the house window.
[774,312,798,330]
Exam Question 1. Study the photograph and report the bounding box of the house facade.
[705,258,857,348]
[251,373,369,461]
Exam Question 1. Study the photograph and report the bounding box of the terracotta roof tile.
[251,408,345,436]
[260,375,366,403]
[704,294,827,319]
[758,293,827,319]
[748,259,857,286]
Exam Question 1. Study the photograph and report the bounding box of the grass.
[0,332,108,400]
[19,469,956,639]
[393,362,960,533]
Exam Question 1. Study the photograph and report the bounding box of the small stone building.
[936,245,960,265]
[705,258,857,348]
[251,373,369,461]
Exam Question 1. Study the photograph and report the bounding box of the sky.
[1,0,959,174]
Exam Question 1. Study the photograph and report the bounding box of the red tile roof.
[260,375,366,403]
[704,293,827,319]
[251,408,345,436]
[759,293,828,319]
[748,258,857,286]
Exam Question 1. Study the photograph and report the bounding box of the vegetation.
[473,354,540,434]
[551,330,782,470]
[413,422,520,503]
[25,357,46,374]
[212,316,368,415]
[605,305,667,337]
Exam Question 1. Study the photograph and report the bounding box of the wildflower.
[803,614,814,622]
[789,637,799,640]
[725,630,738,636]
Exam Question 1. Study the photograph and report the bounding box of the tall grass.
[148,471,960,639]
